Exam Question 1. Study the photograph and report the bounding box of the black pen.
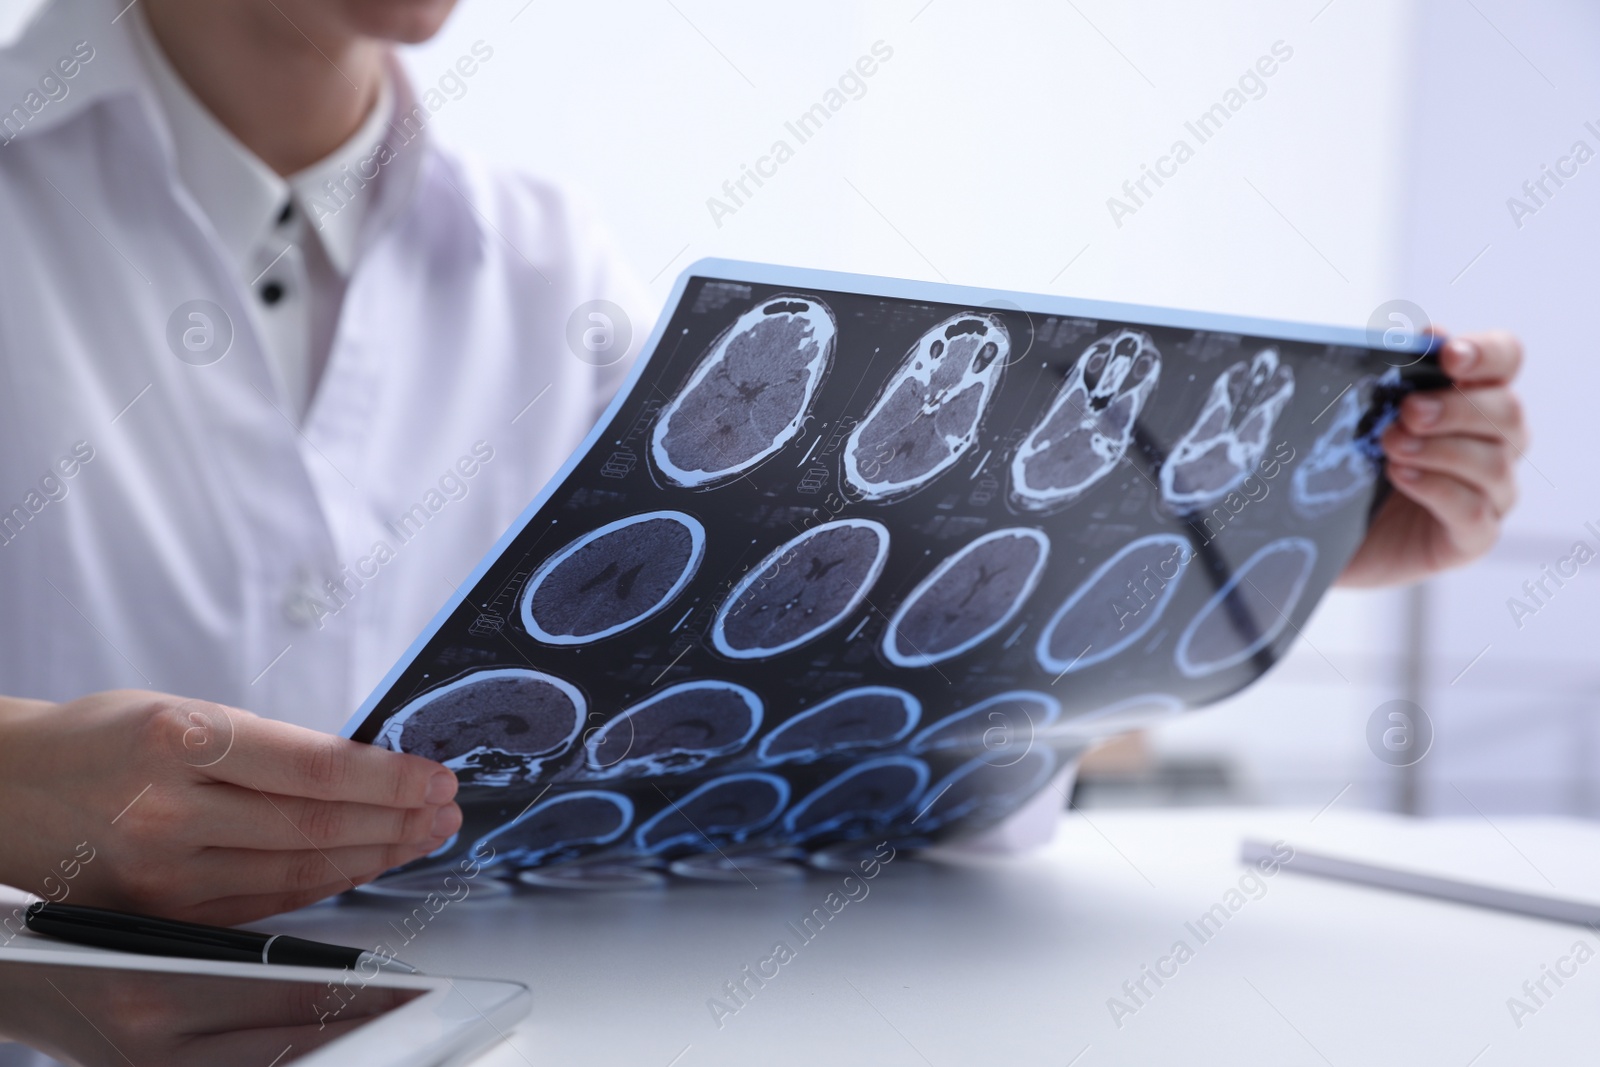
[24,902,418,974]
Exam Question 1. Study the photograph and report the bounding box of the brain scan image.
[652,295,837,488]
[910,691,1061,764]
[585,680,763,776]
[1176,537,1317,678]
[910,746,1056,833]
[521,511,705,645]
[1036,534,1192,676]
[712,519,890,659]
[882,528,1049,668]
[475,790,633,869]
[782,757,929,840]
[634,773,791,852]
[756,687,921,764]
[1010,329,1162,512]
[1161,348,1295,511]
[843,312,1009,501]
[1291,369,1401,517]
[377,668,585,785]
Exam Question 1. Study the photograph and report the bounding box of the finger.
[1382,428,1517,515]
[178,784,461,850]
[185,841,444,903]
[1398,385,1528,450]
[1386,464,1501,559]
[194,711,458,809]
[1440,330,1522,384]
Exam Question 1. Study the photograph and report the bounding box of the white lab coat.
[0,0,646,733]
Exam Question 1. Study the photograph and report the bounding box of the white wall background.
[10,0,1587,814]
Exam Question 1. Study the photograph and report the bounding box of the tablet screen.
[0,959,421,1066]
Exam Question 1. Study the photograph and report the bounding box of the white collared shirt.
[0,0,647,734]
[129,7,396,419]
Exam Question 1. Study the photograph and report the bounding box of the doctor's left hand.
[0,689,461,924]
[1339,330,1527,588]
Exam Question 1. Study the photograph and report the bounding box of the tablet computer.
[0,942,528,1066]
[341,259,1441,877]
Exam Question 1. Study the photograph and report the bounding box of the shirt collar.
[125,4,288,275]
[289,75,395,276]
[1,0,418,280]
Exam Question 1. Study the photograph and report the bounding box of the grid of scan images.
[348,270,1438,881]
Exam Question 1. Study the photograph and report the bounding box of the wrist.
[0,695,59,893]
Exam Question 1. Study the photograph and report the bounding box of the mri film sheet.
[345,260,1439,877]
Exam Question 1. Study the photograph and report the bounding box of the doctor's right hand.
[0,689,461,924]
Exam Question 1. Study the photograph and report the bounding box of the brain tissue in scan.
[521,511,704,644]
[882,528,1049,668]
[585,680,762,777]
[475,790,633,869]
[757,687,921,764]
[1011,329,1162,512]
[378,668,585,785]
[1291,369,1400,516]
[782,756,929,841]
[1175,537,1317,678]
[1035,533,1192,676]
[712,519,889,659]
[634,773,790,852]
[910,691,1062,764]
[652,295,837,488]
[1161,347,1295,511]
[908,746,1056,834]
[844,312,1008,501]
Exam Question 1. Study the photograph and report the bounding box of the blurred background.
[4,0,1593,817]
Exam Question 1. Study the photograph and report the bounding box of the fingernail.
[1395,433,1423,455]
[431,805,459,837]
[425,772,457,804]
[1448,339,1478,373]
[1393,464,1421,482]
[1409,396,1442,426]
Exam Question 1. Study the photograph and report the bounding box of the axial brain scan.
[844,313,1009,500]
[1161,348,1296,511]
[379,669,584,785]
[883,528,1049,668]
[1176,537,1318,678]
[757,687,921,764]
[1011,328,1161,512]
[653,295,837,488]
[586,680,763,777]
[522,511,705,644]
[713,519,889,659]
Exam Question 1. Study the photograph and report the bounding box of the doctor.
[0,0,1527,923]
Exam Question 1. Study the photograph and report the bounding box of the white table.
[9,808,1599,1066]
[261,807,1600,1066]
